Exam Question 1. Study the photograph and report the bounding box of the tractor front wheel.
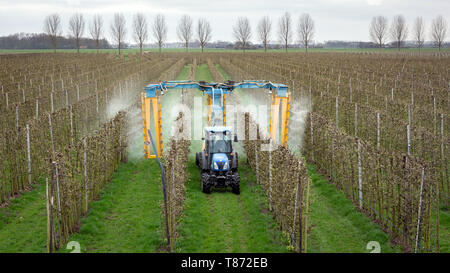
[201,173,211,194]
[231,173,240,194]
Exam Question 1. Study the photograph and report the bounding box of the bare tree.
[298,13,315,53]
[152,14,168,53]
[90,14,103,54]
[257,16,271,52]
[133,13,148,55]
[197,18,212,53]
[413,17,425,52]
[431,15,447,51]
[44,14,62,53]
[233,17,252,53]
[278,12,292,52]
[390,14,408,51]
[68,13,85,53]
[110,13,126,55]
[177,15,193,52]
[370,15,388,48]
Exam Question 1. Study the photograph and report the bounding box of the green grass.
[439,206,449,253]
[0,179,47,252]
[176,144,289,252]
[59,157,165,253]
[306,164,400,253]
[196,63,213,81]
[176,64,192,80]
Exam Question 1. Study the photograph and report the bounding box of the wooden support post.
[84,138,88,213]
[407,124,411,155]
[357,139,363,210]
[35,98,39,119]
[377,112,380,150]
[70,106,74,146]
[26,124,32,185]
[48,113,55,154]
[296,176,302,253]
[50,92,54,113]
[268,139,273,211]
[46,177,51,253]
[415,167,425,253]
[354,103,358,137]
[15,106,19,131]
[335,97,339,128]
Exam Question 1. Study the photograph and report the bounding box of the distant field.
[0,47,448,54]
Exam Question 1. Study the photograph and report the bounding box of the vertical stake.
[26,124,32,185]
[357,139,363,210]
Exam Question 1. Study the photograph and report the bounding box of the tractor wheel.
[201,173,211,194]
[231,173,240,194]
[195,152,200,167]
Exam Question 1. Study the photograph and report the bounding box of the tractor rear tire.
[195,152,200,167]
[231,173,240,194]
[201,173,211,194]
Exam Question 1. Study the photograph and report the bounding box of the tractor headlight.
[223,161,229,170]
[213,162,219,170]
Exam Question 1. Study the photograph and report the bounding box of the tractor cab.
[196,126,240,194]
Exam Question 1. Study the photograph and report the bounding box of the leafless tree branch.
[152,14,168,53]
[257,15,271,52]
[133,13,148,55]
[177,15,193,52]
[197,18,212,53]
[370,15,388,48]
[390,14,408,51]
[233,17,252,53]
[90,14,103,54]
[69,13,85,53]
[110,13,126,55]
[413,17,425,51]
[278,12,292,52]
[431,15,447,51]
[43,14,62,53]
[298,13,315,53]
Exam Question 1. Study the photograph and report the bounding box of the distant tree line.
[0,12,447,53]
[0,32,111,50]
[370,14,448,51]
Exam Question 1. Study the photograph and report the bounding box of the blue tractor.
[142,80,290,195]
[196,127,240,194]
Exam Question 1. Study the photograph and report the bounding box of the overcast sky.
[0,0,448,44]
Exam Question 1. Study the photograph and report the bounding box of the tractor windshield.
[209,132,232,154]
